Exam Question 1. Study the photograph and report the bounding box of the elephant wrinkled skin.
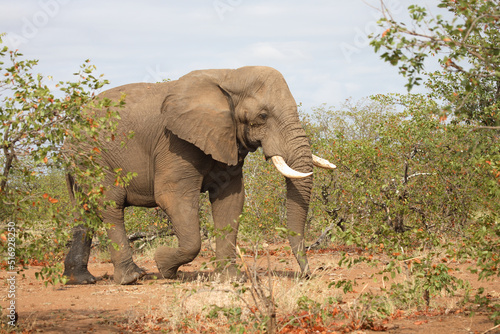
[63,66,335,285]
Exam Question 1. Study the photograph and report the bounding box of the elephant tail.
[65,173,77,205]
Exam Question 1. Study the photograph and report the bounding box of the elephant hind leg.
[64,224,96,285]
[63,174,96,284]
[104,204,146,285]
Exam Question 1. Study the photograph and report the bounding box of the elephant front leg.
[209,169,245,280]
[105,207,146,284]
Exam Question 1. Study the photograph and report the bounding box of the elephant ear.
[161,70,239,166]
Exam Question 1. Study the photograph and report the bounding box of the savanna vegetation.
[1,0,499,332]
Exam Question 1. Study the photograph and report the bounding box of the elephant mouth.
[239,138,261,154]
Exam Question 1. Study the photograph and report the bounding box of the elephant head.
[160,66,335,274]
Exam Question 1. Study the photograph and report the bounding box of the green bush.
[240,149,286,241]
[0,35,122,283]
[300,93,499,313]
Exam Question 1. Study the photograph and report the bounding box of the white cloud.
[244,42,309,62]
[251,43,285,60]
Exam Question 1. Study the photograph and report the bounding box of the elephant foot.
[63,268,97,285]
[215,262,246,282]
[154,246,184,279]
[219,268,246,282]
[156,265,178,279]
[113,262,147,285]
[154,259,179,280]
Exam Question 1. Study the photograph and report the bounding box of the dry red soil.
[2,243,499,333]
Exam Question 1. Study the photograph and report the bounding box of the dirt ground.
[2,242,499,333]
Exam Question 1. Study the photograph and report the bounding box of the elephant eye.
[258,113,268,121]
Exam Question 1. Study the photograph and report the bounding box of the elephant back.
[98,82,172,118]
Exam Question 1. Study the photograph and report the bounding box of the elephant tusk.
[271,156,313,179]
[312,154,336,169]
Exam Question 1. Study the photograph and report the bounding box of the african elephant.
[63,66,335,285]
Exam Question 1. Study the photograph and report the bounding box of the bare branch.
[307,218,344,251]
[462,14,498,45]
[402,172,435,184]
[471,126,500,131]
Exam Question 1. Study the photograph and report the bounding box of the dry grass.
[73,237,496,332]
[135,248,353,331]
[9,240,498,333]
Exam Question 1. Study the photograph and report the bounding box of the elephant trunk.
[283,125,313,275]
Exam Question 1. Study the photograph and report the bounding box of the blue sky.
[1,0,439,110]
